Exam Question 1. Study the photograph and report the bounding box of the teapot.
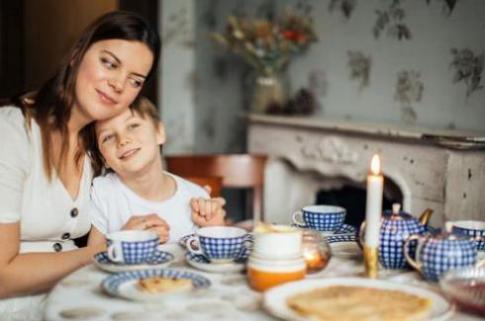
[360,204,432,269]
[404,232,480,281]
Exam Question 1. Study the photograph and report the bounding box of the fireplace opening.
[315,177,403,229]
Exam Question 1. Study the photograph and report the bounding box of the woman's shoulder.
[0,105,27,124]
[0,105,31,140]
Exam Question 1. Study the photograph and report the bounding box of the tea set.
[94,203,485,293]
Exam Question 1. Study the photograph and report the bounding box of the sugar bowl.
[404,232,478,281]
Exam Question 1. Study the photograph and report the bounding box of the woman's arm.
[0,222,104,299]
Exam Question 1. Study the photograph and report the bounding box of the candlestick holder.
[363,245,379,278]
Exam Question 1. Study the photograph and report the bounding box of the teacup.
[252,224,302,260]
[106,230,159,264]
[449,220,485,251]
[404,232,479,281]
[292,205,346,233]
[185,226,249,263]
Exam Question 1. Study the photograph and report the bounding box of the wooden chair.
[165,154,267,222]
[184,175,223,197]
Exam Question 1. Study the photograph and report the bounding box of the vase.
[250,75,286,114]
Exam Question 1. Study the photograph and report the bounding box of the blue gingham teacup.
[186,226,249,264]
[449,220,485,251]
[106,230,159,264]
[292,205,346,233]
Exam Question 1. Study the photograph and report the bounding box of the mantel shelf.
[248,114,485,150]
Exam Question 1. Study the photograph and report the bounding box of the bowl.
[439,266,485,315]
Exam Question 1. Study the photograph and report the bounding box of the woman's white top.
[0,106,93,320]
[89,172,207,243]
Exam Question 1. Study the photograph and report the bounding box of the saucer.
[101,268,211,301]
[185,253,246,273]
[93,250,174,273]
[292,223,357,236]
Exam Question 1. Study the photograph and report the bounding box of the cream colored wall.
[23,0,117,90]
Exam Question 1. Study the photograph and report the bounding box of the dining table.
[44,241,484,321]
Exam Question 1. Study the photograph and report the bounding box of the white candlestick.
[365,154,383,247]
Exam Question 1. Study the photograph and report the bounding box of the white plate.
[101,268,211,302]
[264,277,454,321]
[93,250,174,273]
[185,253,246,273]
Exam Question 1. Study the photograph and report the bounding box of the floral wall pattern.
[161,0,485,154]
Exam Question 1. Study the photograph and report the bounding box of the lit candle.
[364,154,383,278]
[365,154,383,247]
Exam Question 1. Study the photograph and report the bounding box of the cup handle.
[292,210,304,226]
[186,235,203,255]
[404,235,422,272]
[107,242,123,263]
[243,233,254,251]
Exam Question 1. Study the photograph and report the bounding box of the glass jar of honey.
[247,255,306,292]
[301,230,331,273]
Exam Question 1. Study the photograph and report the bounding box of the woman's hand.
[190,197,226,227]
[121,214,170,243]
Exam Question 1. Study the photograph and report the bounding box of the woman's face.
[73,39,154,124]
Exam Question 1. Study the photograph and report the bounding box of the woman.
[0,11,160,320]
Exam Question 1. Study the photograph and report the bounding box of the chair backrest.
[165,154,267,222]
[184,175,223,197]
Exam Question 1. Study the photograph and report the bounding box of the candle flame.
[370,154,381,175]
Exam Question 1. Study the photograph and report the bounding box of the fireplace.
[248,114,485,227]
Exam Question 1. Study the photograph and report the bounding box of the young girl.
[87,98,226,245]
[0,11,160,320]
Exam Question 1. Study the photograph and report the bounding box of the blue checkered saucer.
[186,252,247,273]
[101,268,211,301]
[93,250,174,273]
[292,223,357,237]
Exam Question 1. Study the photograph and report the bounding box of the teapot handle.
[403,235,422,272]
[418,208,433,226]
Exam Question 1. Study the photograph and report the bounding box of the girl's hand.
[190,197,226,227]
[121,214,170,243]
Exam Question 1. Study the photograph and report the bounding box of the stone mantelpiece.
[248,114,485,227]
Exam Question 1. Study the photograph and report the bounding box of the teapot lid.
[383,203,415,221]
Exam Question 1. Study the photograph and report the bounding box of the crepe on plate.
[287,285,432,321]
[138,276,193,294]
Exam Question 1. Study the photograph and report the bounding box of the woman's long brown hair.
[19,11,160,180]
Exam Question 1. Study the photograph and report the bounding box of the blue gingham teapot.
[360,203,433,269]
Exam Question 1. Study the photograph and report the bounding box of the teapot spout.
[419,208,433,226]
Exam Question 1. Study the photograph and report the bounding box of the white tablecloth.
[44,244,484,321]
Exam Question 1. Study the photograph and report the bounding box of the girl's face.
[95,108,165,178]
[74,39,154,124]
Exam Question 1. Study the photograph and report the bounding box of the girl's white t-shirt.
[89,172,208,242]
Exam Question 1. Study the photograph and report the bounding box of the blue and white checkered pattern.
[199,234,248,261]
[420,238,477,281]
[95,250,174,266]
[452,225,485,251]
[107,237,159,264]
[379,213,426,269]
[326,233,357,244]
[187,249,249,265]
[303,210,346,232]
[101,268,211,296]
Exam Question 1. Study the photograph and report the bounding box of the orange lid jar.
[247,256,306,292]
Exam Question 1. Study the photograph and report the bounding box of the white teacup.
[252,224,302,259]
[106,230,159,264]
